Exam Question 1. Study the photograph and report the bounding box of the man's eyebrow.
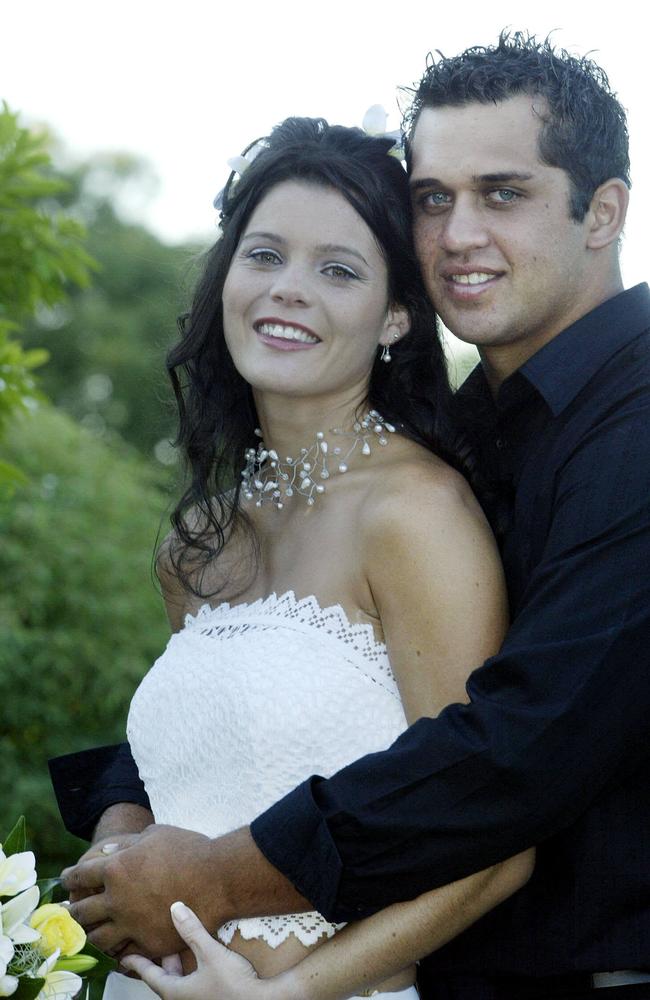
[409,177,445,192]
[476,172,535,184]
[409,172,535,190]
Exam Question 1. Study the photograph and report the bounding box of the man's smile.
[450,272,496,285]
[439,267,504,301]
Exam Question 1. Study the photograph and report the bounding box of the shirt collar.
[518,283,650,416]
[457,284,650,417]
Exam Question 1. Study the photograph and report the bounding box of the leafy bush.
[0,406,171,872]
[0,102,94,490]
[20,156,203,460]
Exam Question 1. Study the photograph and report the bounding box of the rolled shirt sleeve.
[49,742,150,841]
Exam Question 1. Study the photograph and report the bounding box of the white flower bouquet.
[0,818,115,1000]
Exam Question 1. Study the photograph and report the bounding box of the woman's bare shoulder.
[155,505,220,629]
[363,445,488,540]
[155,529,194,632]
[155,503,255,630]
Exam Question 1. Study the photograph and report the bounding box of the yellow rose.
[30,904,86,957]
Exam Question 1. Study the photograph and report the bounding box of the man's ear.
[380,304,411,346]
[586,178,629,250]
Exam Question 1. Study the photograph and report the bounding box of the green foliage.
[21,155,204,459]
[0,103,95,487]
[36,877,64,903]
[0,406,171,873]
[0,103,94,318]
[2,814,27,854]
[13,976,46,1000]
[0,320,47,448]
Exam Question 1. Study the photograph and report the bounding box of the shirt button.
[495,437,507,450]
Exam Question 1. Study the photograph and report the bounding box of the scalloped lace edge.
[185,590,390,662]
[217,912,345,949]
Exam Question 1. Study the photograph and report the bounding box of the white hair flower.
[361,105,405,162]
[362,104,389,136]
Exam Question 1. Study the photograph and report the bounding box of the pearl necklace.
[241,409,396,509]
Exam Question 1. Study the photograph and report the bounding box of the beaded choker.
[241,410,396,509]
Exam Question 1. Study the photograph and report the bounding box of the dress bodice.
[127,590,408,947]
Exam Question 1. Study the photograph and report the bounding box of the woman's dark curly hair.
[403,30,630,220]
[165,116,463,596]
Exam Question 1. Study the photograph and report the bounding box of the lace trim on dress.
[217,911,345,949]
[184,590,399,697]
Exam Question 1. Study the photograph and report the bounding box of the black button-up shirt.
[251,283,650,975]
[50,284,650,978]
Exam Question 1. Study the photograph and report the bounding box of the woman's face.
[222,179,407,401]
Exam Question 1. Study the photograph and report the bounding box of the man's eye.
[248,248,282,264]
[323,263,358,280]
[421,191,451,209]
[487,189,520,204]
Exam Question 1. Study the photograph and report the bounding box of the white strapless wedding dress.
[104,591,418,1000]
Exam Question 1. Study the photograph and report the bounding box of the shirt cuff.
[251,777,358,922]
[48,744,151,841]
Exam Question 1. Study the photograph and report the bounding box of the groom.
[56,32,650,1000]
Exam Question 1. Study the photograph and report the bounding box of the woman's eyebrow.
[240,230,285,243]
[314,243,369,266]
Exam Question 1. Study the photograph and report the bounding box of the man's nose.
[438,201,490,254]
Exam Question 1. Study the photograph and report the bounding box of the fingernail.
[101,843,119,855]
[170,901,191,922]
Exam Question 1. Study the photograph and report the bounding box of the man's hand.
[62,824,220,956]
[61,824,311,959]
[65,803,155,905]
[67,833,144,904]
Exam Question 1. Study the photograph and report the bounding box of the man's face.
[410,95,594,375]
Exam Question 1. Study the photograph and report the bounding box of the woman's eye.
[248,248,282,265]
[323,263,358,280]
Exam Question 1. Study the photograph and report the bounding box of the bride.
[103,116,532,999]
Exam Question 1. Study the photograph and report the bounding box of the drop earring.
[380,332,399,363]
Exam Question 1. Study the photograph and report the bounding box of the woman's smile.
[254,318,322,349]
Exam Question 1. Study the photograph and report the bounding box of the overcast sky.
[3,0,647,292]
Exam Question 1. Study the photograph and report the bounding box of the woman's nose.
[268,265,310,306]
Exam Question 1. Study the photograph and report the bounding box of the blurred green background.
[0,105,205,873]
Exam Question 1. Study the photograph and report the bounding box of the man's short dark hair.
[404,30,631,220]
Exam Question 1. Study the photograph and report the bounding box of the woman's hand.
[121,902,293,1000]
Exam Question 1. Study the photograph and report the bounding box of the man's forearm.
[92,802,154,843]
[203,826,311,928]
